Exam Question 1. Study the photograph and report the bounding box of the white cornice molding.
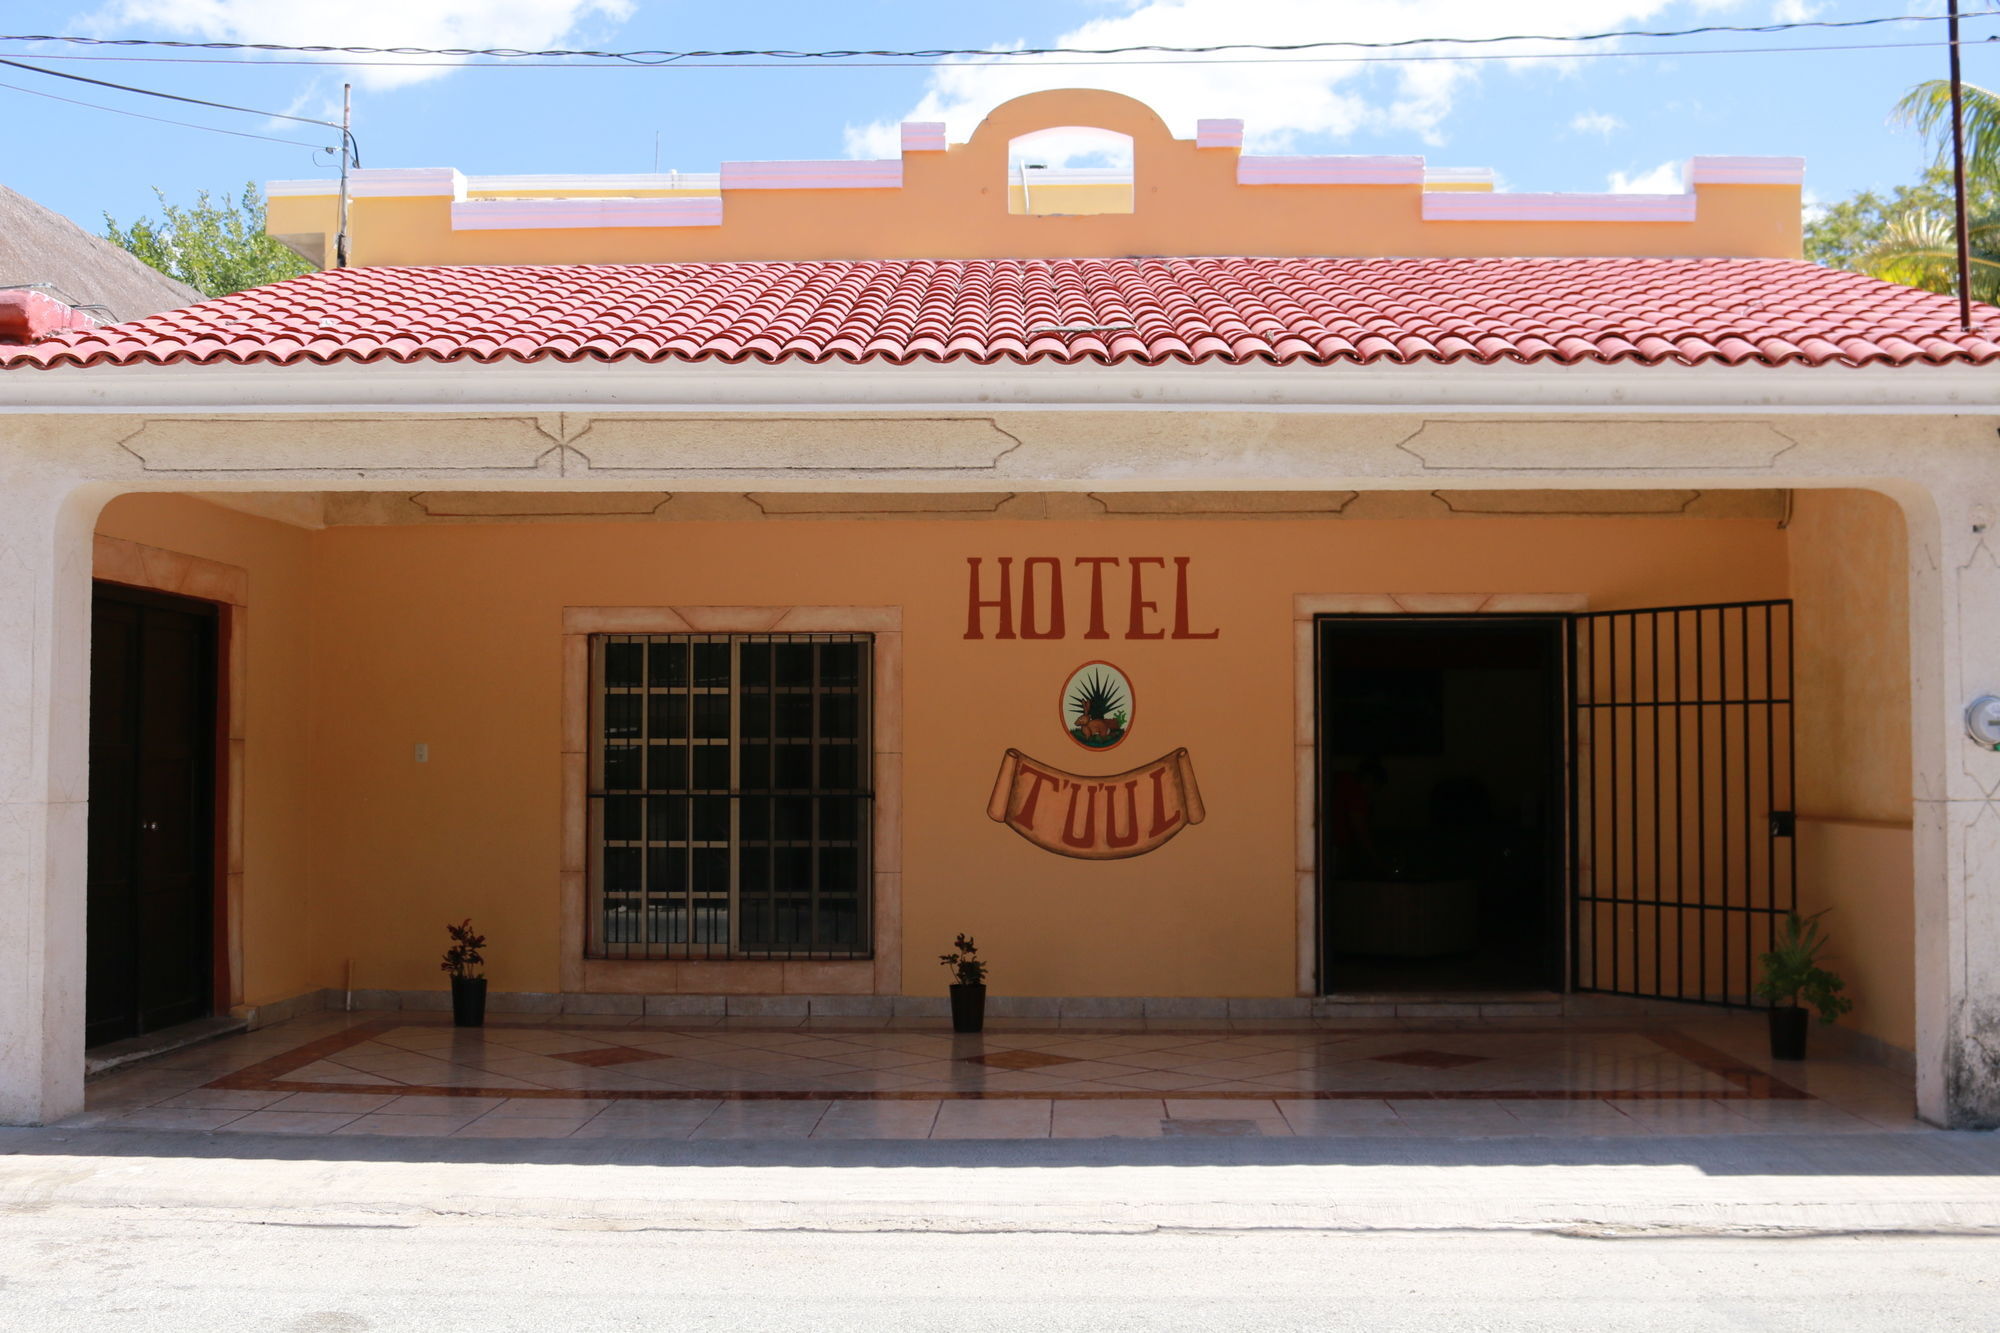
[6,359,2000,414]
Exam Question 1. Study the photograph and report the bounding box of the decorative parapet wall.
[266,88,1804,266]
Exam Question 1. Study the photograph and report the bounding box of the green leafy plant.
[104,182,313,298]
[939,933,987,987]
[1754,910,1853,1024]
[441,918,487,980]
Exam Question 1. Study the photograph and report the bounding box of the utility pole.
[1949,0,1973,332]
[336,82,353,270]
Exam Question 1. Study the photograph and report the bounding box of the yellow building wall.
[298,515,1789,1000]
[91,494,318,1009]
[1787,488,1915,1053]
[268,90,1802,266]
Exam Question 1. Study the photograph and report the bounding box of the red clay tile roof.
[6,256,1999,370]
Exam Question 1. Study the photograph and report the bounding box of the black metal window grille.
[1569,601,1795,1006]
[588,633,873,960]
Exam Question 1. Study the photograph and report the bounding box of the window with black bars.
[588,633,873,960]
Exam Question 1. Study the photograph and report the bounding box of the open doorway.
[1317,616,1565,994]
[86,582,219,1046]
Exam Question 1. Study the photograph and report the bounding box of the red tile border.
[203,1019,1810,1104]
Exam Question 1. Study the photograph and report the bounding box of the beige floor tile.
[451,1116,585,1139]
[109,1107,251,1131]
[1052,1099,1167,1138]
[375,1094,512,1116]
[810,1100,943,1139]
[930,1100,1053,1139]
[1164,1098,1287,1121]
[215,1110,364,1135]
[570,1102,723,1138]
[154,1088,294,1112]
[333,1113,483,1136]
[263,1091,400,1114]
[689,1101,831,1139]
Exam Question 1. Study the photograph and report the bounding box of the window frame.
[559,606,902,998]
[587,631,875,962]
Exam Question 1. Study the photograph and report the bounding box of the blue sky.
[2,0,1996,235]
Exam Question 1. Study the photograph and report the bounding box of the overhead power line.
[0,56,359,162]
[1,10,1996,63]
[0,76,330,148]
[0,36,1983,72]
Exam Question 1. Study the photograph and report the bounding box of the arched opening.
[1006,127,1134,216]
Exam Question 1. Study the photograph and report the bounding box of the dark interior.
[1318,616,1564,994]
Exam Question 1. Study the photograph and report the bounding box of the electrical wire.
[1,10,1995,62]
[0,57,360,163]
[0,36,1978,71]
[0,76,330,148]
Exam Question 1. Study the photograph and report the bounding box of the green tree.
[1806,80,2000,303]
[104,182,313,299]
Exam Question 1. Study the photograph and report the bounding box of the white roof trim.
[449,197,724,231]
[1237,155,1425,186]
[9,358,1997,415]
[1422,191,1698,222]
[1689,155,1808,186]
[719,159,904,190]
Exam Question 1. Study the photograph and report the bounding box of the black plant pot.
[451,975,488,1029]
[950,983,986,1034]
[1767,1004,1809,1060]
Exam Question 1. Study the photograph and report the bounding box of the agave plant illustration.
[1069,669,1128,725]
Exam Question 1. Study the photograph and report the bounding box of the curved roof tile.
[6,256,2000,371]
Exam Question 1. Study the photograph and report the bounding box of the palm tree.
[1854,81,2000,301]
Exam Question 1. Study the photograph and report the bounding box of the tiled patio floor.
[66,1009,1923,1140]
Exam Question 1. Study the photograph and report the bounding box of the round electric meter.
[1967,695,2000,749]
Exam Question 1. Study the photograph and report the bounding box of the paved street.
[3,1126,1998,1330]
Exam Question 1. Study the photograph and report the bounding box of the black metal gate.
[1569,601,1795,1006]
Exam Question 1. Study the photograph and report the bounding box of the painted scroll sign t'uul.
[986,748,1205,860]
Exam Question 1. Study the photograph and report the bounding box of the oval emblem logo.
[1061,661,1134,752]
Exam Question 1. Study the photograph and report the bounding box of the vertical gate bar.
[1652,610,1663,1000]
[1696,607,1709,1005]
[1608,612,1621,995]
[1763,604,1778,974]
[1784,605,1798,914]
[1572,616,1584,991]
[1741,604,1754,1004]
[1673,609,1686,1000]
[1627,611,1640,995]
[1718,609,1734,1003]
[1583,615,1598,991]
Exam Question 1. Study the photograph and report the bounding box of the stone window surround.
[1293,593,1587,996]
[89,533,249,1017]
[560,606,903,997]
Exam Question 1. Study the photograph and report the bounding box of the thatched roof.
[0,184,201,324]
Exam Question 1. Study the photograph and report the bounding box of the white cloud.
[84,0,635,90]
[843,0,1714,159]
[1569,110,1623,139]
[1771,0,1819,22]
[1608,161,1686,193]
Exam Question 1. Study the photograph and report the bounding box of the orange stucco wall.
[268,90,1802,266]
[296,515,1790,999]
[1789,488,1915,1053]
[92,493,317,1009]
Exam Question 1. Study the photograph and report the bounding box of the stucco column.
[0,468,95,1125]
[1910,479,2000,1129]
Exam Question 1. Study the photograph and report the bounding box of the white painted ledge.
[1237,155,1424,186]
[450,197,723,230]
[1423,192,1698,222]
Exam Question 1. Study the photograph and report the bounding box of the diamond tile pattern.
[9,257,2000,370]
[1365,1049,1492,1070]
[963,1050,1080,1071]
[550,1046,668,1068]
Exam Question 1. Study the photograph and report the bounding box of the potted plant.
[940,934,988,1034]
[442,918,488,1028]
[1754,910,1852,1059]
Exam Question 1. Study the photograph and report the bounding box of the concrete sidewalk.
[4,1124,1997,1237]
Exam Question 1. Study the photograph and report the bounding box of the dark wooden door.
[87,584,217,1046]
